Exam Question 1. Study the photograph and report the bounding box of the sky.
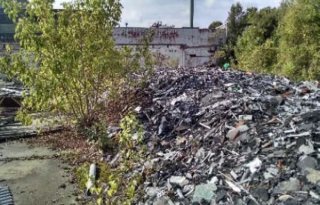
[54,0,282,28]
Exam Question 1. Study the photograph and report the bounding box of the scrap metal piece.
[0,186,14,205]
[85,163,97,196]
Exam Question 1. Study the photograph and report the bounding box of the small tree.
[235,7,279,72]
[225,3,257,63]
[209,21,222,31]
[0,0,148,126]
[226,3,248,47]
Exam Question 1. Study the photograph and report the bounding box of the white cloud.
[205,0,216,7]
[54,0,282,28]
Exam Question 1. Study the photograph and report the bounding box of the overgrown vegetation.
[76,114,146,205]
[209,20,222,31]
[213,0,320,81]
[0,0,152,128]
[276,0,320,80]
[235,7,280,73]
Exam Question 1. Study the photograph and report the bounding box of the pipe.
[190,0,194,28]
[86,163,97,195]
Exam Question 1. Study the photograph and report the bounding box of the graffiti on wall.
[120,29,179,40]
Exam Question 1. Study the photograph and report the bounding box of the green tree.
[224,3,257,62]
[0,0,147,126]
[277,0,320,80]
[235,7,279,72]
[226,3,255,46]
[209,21,222,31]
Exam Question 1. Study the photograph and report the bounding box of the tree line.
[211,0,320,81]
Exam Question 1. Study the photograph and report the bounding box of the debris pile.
[133,67,320,205]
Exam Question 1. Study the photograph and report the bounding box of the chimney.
[190,0,194,28]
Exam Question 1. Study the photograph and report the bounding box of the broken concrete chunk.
[168,176,189,187]
[263,172,273,180]
[210,176,219,184]
[201,92,224,106]
[182,184,194,195]
[186,173,192,180]
[146,187,162,198]
[227,128,239,140]
[306,169,320,184]
[274,178,300,194]
[239,115,253,121]
[238,125,249,132]
[245,157,262,174]
[195,147,205,161]
[278,194,294,202]
[153,196,174,205]
[176,188,184,199]
[192,183,217,203]
[310,191,320,200]
[297,156,318,172]
[298,143,315,155]
[252,188,269,202]
[263,167,279,179]
[134,106,142,113]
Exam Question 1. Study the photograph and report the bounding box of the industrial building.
[114,27,226,67]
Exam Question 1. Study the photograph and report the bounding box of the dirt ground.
[0,141,78,205]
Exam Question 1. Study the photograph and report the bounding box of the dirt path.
[0,141,78,205]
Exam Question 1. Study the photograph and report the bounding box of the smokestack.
[190,0,194,28]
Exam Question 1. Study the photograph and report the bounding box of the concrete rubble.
[120,66,320,205]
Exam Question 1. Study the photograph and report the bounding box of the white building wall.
[113,27,212,46]
[113,27,226,67]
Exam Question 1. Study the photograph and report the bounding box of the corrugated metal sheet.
[0,186,14,205]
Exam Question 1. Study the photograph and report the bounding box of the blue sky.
[54,0,282,28]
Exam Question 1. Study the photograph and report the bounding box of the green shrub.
[213,50,227,67]
[76,114,146,205]
[277,0,320,81]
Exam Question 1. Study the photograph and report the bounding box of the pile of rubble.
[133,67,320,205]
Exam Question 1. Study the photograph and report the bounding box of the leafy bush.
[212,50,227,67]
[76,114,146,205]
[236,39,278,73]
[277,0,320,81]
[235,7,279,73]
[0,0,152,127]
